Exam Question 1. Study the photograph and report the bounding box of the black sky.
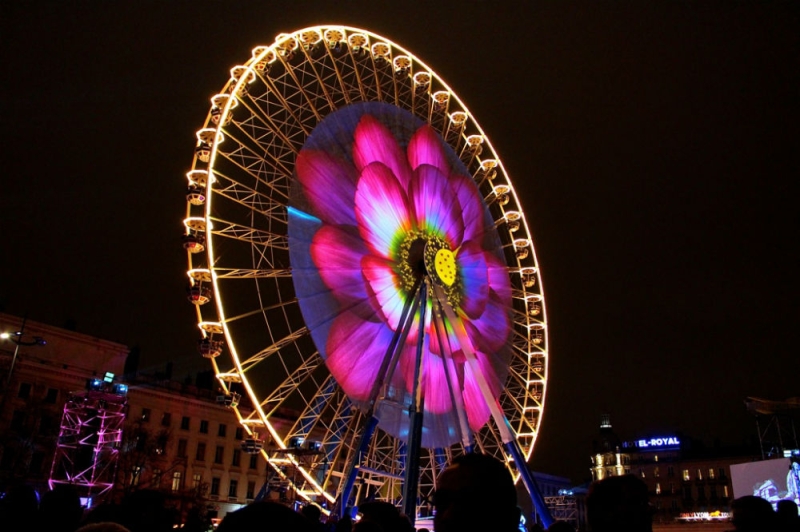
[1,1,798,483]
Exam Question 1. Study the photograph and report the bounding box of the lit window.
[697,468,703,480]
[654,455,659,462]
[654,466,660,478]
[724,485,729,497]
[172,471,181,491]
[193,473,202,489]
[656,483,661,494]
[131,466,141,486]
[683,469,690,481]
[640,469,646,478]
[708,468,715,479]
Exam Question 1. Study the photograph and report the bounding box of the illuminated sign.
[678,511,730,521]
[622,436,681,450]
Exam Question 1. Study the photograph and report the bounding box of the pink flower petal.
[409,164,464,245]
[457,242,489,319]
[421,353,455,414]
[311,225,370,307]
[296,149,358,226]
[352,115,413,189]
[449,171,486,246]
[362,254,405,331]
[462,359,493,431]
[407,124,449,176]
[464,289,511,354]
[486,251,512,305]
[355,162,412,259]
[325,312,397,403]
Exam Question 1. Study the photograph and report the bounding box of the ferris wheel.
[182,26,549,521]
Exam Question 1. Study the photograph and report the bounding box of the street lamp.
[2,315,47,390]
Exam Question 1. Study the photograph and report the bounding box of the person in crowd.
[216,500,318,532]
[354,501,413,532]
[0,482,40,531]
[586,474,653,532]
[547,520,575,532]
[433,452,521,532]
[39,483,84,532]
[729,495,778,532]
[777,500,800,532]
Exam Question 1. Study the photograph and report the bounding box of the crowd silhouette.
[2,455,798,532]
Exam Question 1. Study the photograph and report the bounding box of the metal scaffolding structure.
[49,385,128,500]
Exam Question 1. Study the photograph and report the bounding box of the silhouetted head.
[586,475,652,532]
[433,452,520,532]
[730,495,776,532]
[217,501,317,532]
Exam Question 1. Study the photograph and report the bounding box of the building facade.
[588,416,761,527]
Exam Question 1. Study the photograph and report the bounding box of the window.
[723,485,730,497]
[668,466,675,477]
[199,420,209,434]
[44,387,58,403]
[247,481,255,500]
[228,479,238,498]
[177,439,188,458]
[210,477,221,496]
[670,482,676,494]
[249,454,258,469]
[708,468,715,480]
[683,469,690,481]
[153,469,162,488]
[161,412,172,427]
[719,468,727,480]
[196,442,207,462]
[696,468,703,481]
[193,473,202,489]
[172,471,182,491]
[710,485,717,499]
[218,423,227,438]
[11,410,26,431]
[640,469,645,478]
[141,408,151,422]
[697,485,705,500]
[215,446,224,464]
[654,455,659,462]
[655,483,661,495]
[235,427,244,440]
[181,416,190,430]
[232,449,241,467]
[683,486,692,499]
[671,500,678,511]
[654,466,660,478]
[18,382,32,399]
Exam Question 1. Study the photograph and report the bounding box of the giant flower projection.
[288,102,512,448]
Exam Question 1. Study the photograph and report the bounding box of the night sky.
[1,2,798,484]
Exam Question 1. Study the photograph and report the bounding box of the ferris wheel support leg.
[505,439,554,529]
[336,279,424,517]
[432,284,554,528]
[402,279,428,524]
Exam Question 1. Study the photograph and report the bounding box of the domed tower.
[590,414,630,481]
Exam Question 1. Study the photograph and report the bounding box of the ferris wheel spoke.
[257,355,322,413]
[212,268,292,280]
[217,123,295,182]
[209,217,289,249]
[210,178,287,225]
[239,326,309,373]
[230,92,303,156]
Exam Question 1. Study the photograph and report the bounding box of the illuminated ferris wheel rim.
[183,24,550,509]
